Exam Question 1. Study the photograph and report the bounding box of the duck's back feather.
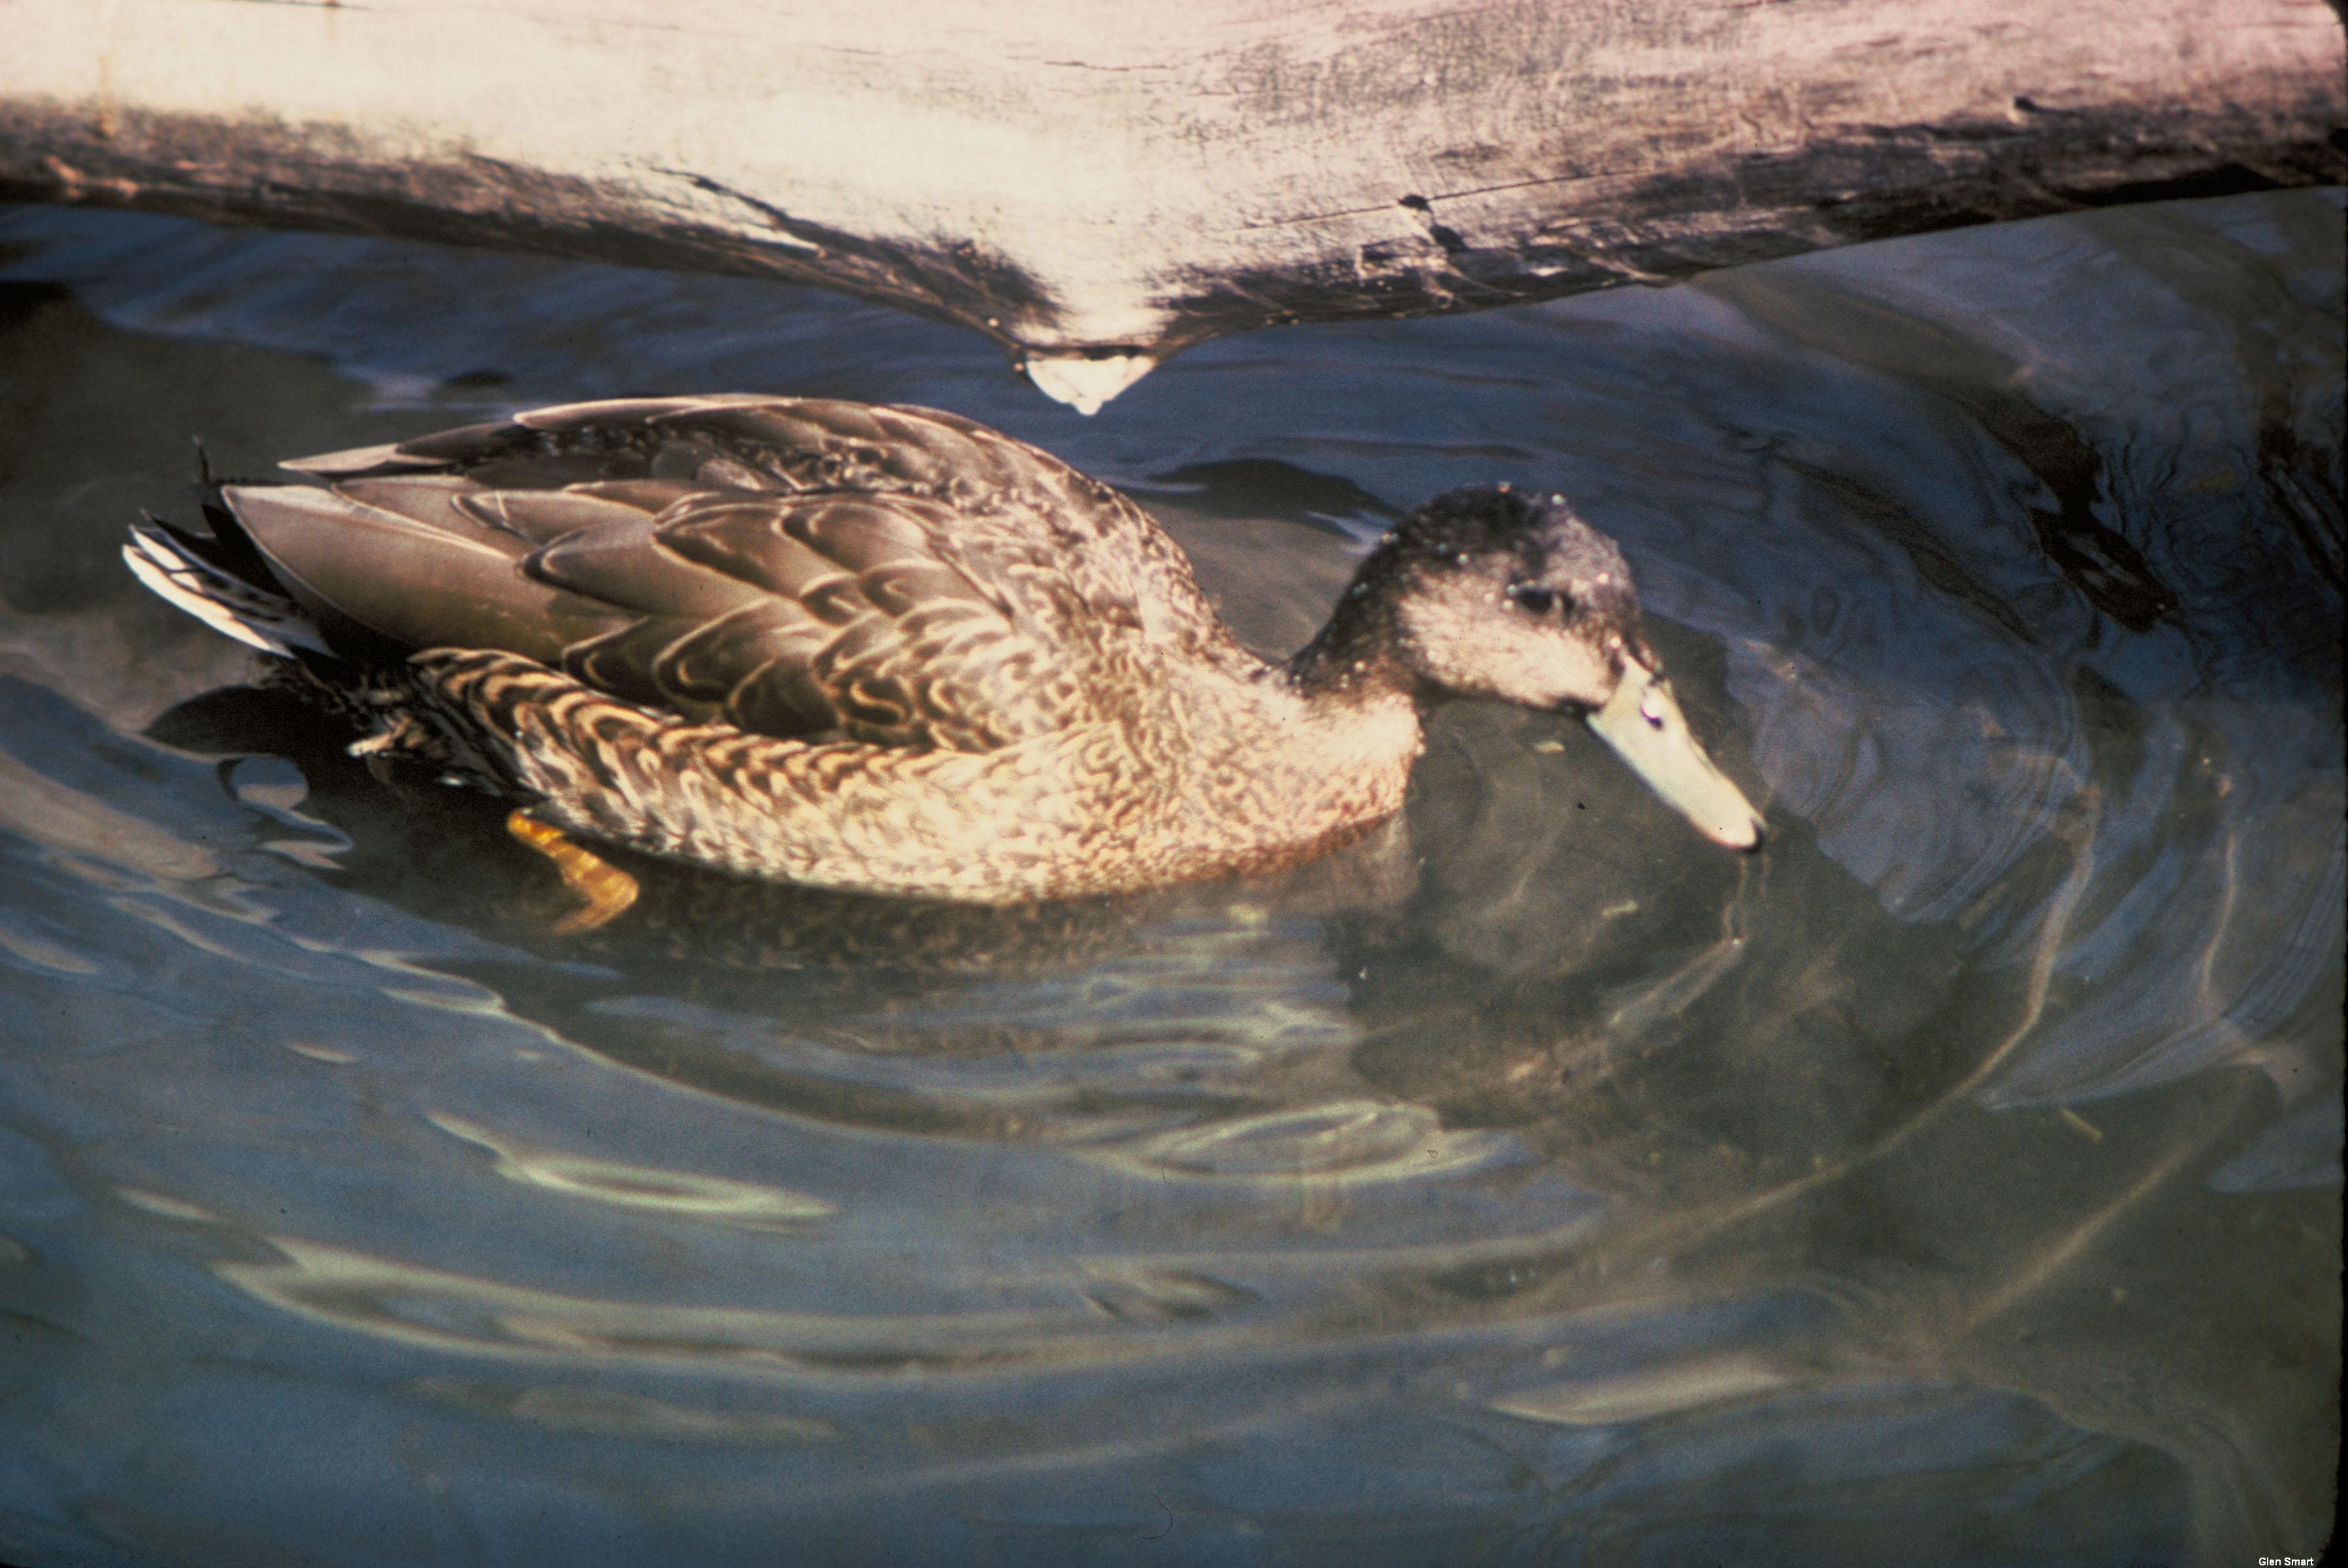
[218,397,1248,753]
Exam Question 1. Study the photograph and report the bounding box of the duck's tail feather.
[124,515,331,659]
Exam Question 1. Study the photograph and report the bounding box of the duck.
[124,394,1764,911]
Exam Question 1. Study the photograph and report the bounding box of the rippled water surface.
[0,191,2340,1567]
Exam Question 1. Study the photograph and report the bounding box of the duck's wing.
[292,394,1229,648]
[216,397,1219,751]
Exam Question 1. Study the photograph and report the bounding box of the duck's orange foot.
[506,809,640,934]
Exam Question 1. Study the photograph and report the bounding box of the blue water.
[0,189,2340,1567]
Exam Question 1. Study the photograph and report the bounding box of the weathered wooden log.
[4,1,2342,409]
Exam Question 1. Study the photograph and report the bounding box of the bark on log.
[3,1,2343,410]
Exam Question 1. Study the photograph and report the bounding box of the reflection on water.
[0,189,2339,1566]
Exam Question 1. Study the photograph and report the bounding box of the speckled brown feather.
[144,396,1419,901]
[374,645,1412,903]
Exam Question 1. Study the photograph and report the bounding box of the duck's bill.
[1584,662,1767,851]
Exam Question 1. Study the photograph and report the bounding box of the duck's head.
[1315,484,1766,851]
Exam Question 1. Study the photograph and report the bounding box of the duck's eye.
[1509,584,1562,616]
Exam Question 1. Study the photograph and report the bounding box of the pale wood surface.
[4,0,2342,406]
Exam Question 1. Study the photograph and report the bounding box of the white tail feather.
[122,522,329,658]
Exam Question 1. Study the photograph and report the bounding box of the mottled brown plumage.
[125,395,1763,903]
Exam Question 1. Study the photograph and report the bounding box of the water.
[0,189,2340,1567]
